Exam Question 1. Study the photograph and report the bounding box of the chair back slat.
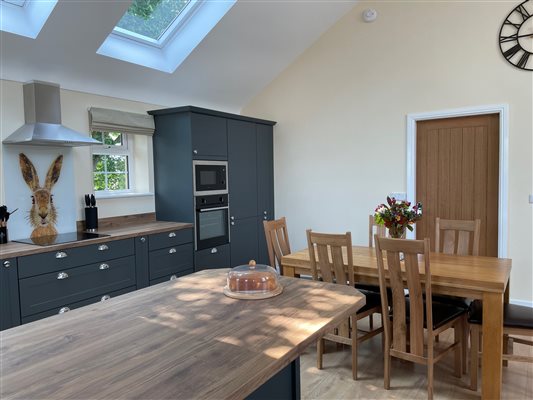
[368,215,387,247]
[435,217,481,256]
[404,252,424,356]
[375,236,432,358]
[263,217,291,273]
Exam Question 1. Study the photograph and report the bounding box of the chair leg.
[427,361,434,400]
[462,315,468,374]
[384,338,391,389]
[470,324,479,391]
[351,315,358,380]
[369,313,374,330]
[454,320,462,378]
[317,337,324,370]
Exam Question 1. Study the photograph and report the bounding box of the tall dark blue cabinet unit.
[149,106,275,270]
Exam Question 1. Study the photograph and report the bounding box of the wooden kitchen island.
[0,269,365,399]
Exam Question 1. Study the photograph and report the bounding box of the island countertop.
[0,269,365,400]
[0,220,193,258]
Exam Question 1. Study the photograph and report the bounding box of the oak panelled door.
[416,114,499,256]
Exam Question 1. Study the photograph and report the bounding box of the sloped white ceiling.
[0,0,357,112]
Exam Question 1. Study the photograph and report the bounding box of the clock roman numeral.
[500,33,518,43]
[517,52,531,68]
[516,4,531,21]
[505,18,521,29]
[503,43,522,59]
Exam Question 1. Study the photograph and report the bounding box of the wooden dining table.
[281,245,512,400]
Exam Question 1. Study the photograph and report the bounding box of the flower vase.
[389,227,406,260]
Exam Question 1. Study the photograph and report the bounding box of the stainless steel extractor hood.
[3,81,101,147]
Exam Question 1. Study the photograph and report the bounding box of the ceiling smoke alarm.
[362,9,377,23]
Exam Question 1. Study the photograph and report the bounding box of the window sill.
[95,192,154,200]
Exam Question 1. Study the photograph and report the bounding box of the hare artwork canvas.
[3,146,76,240]
[19,153,63,238]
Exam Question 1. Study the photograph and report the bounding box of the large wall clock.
[499,0,533,70]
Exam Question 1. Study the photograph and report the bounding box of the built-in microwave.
[193,160,228,196]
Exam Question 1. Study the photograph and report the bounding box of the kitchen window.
[91,131,132,193]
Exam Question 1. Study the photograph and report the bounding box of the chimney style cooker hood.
[3,81,101,147]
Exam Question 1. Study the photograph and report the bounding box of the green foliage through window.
[116,0,191,41]
[92,130,130,192]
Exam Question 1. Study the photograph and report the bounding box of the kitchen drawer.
[149,243,193,280]
[18,238,135,278]
[19,255,136,317]
[148,228,193,251]
[194,244,230,271]
[21,286,135,324]
[149,269,194,286]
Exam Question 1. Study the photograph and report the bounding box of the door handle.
[99,263,110,270]
[55,251,68,259]
[211,247,218,254]
[169,248,177,254]
[98,244,109,251]
[168,232,176,238]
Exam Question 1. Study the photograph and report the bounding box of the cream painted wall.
[0,79,160,221]
[243,2,533,302]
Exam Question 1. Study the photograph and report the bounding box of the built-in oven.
[193,160,228,196]
[195,194,229,251]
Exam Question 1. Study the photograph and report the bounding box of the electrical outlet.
[529,194,533,204]
[389,192,407,201]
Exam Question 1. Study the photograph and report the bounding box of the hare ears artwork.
[19,153,63,190]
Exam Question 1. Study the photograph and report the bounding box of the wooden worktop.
[0,269,365,400]
[0,221,193,259]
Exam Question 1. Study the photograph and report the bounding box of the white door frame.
[406,104,509,257]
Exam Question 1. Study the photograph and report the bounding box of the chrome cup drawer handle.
[99,263,110,270]
[58,307,70,314]
[169,275,177,281]
[168,232,176,238]
[169,248,177,254]
[55,251,68,259]
[101,295,111,301]
[98,244,109,251]
[57,272,69,280]
[3,260,11,268]
[210,247,218,254]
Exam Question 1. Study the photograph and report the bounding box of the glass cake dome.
[224,260,282,299]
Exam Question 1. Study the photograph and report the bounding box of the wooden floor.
[300,319,532,399]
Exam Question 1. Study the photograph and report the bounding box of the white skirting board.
[510,299,533,308]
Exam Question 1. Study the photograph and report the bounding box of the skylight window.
[97,0,236,73]
[2,0,26,7]
[0,0,57,39]
[115,0,192,45]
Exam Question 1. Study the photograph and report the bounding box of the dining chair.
[306,229,383,380]
[263,217,291,274]
[368,214,387,247]
[434,218,481,362]
[468,300,533,391]
[374,235,466,400]
[435,217,481,256]
[364,215,390,329]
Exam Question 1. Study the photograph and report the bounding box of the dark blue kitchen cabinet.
[257,124,274,220]
[191,113,227,160]
[0,258,20,330]
[230,216,259,267]
[149,106,276,270]
[256,124,274,265]
[228,119,258,220]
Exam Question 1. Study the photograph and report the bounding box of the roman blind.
[88,107,155,136]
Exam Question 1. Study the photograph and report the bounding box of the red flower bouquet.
[374,197,422,238]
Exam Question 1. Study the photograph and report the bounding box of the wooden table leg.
[482,292,504,400]
[283,266,295,278]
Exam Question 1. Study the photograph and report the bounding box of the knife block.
[85,207,98,231]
